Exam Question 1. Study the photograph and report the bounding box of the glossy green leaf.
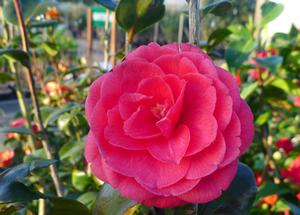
[225,39,256,71]
[29,20,59,28]
[40,42,58,57]
[59,141,85,160]
[94,0,117,10]
[270,78,291,94]
[3,0,55,26]
[208,28,231,49]
[77,192,98,209]
[44,104,74,127]
[255,112,271,126]
[256,181,289,201]
[0,160,55,203]
[197,163,257,214]
[0,49,30,68]
[72,170,91,192]
[0,73,14,84]
[116,0,165,40]
[260,1,284,27]
[202,0,232,17]
[49,197,90,215]
[241,82,258,99]
[0,126,32,135]
[255,56,283,72]
[93,184,137,215]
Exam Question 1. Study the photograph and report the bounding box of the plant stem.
[9,61,36,151]
[188,0,200,46]
[13,0,63,197]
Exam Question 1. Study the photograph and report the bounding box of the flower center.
[151,103,167,119]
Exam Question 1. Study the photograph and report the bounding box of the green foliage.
[202,0,232,17]
[0,49,30,68]
[0,160,55,203]
[93,184,137,215]
[94,0,117,10]
[260,1,284,27]
[116,0,165,41]
[3,0,55,26]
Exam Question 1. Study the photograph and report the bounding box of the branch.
[188,0,201,46]
[13,0,63,197]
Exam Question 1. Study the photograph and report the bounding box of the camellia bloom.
[7,118,26,139]
[262,194,278,206]
[44,81,70,97]
[85,43,254,208]
[250,49,277,80]
[276,137,293,155]
[294,96,300,107]
[0,148,15,167]
[281,155,300,187]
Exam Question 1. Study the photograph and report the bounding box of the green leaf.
[256,181,289,201]
[0,49,30,68]
[29,20,59,28]
[94,0,117,10]
[44,104,74,127]
[116,0,165,40]
[255,111,271,126]
[270,78,291,94]
[77,192,97,209]
[208,28,231,49]
[71,170,91,192]
[255,56,283,72]
[59,141,85,161]
[49,197,90,215]
[198,163,257,215]
[202,0,232,17]
[0,73,14,84]
[0,126,32,135]
[225,39,256,71]
[241,82,258,99]
[3,0,55,26]
[260,1,284,27]
[0,160,55,203]
[40,42,58,57]
[93,184,137,215]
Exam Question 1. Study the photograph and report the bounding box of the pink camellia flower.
[276,137,293,155]
[294,96,300,107]
[0,148,15,167]
[7,118,26,139]
[85,43,254,208]
[250,49,277,80]
[281,155,300,186]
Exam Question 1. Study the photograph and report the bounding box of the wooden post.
[110,12,117,66]
[188,0,200,46]
[87,7,93,61]
[178,13,185,43]
[104,9,110,69]
[13,0,63,197]
[153,22,159,43]
[254,0,266,42]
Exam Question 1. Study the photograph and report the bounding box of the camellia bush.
[0,0,299,214]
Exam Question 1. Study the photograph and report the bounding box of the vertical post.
[188,0,200,46]
[87,7,93,61]
[254,0,266,43]
[104,9,110,69]
[178,13,185,43]
[153,22,159,43]
[110,12,117,66]
[13,0,63,197]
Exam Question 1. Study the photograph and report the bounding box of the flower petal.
[186,131,226,179]
[178,161,238,203]
[148,124,190,164]
[237,100,254,153]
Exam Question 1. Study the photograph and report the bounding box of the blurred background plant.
[0,0,299,214]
